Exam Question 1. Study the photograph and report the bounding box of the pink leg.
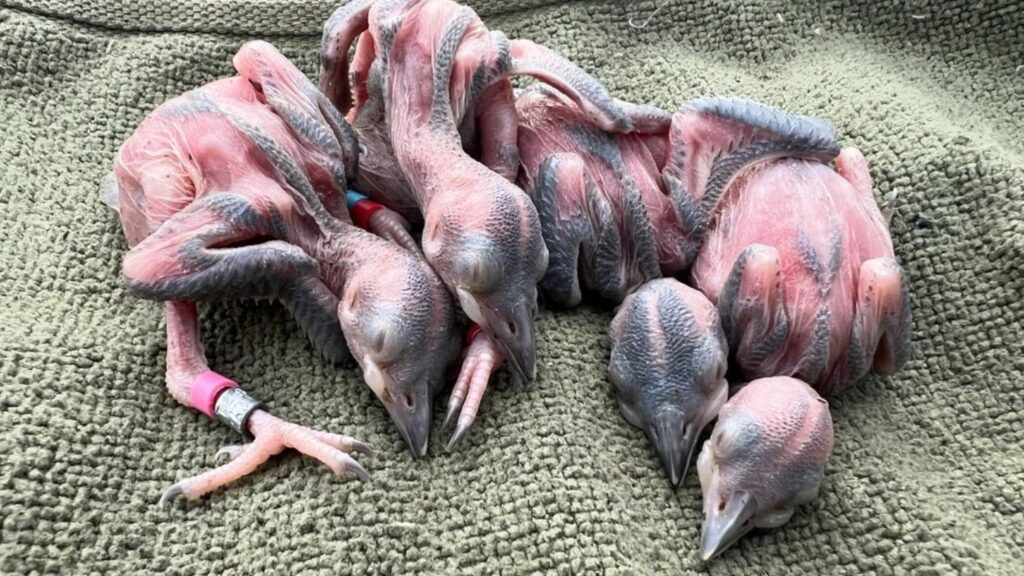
[158,302,372,506]
[444,329,504,449]
[164,301,211,405]
[160,411,373,505]
[365,207,421,254]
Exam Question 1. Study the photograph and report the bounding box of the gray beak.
[383,391,431,459]
[650,412,699,486]
[487,301,537,383]
[700,490,758,561]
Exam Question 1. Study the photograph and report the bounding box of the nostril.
[508,320,517,336]
[718,499,727,512]
[404,392,414,409]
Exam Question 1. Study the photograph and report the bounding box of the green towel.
[1,1,1021,573]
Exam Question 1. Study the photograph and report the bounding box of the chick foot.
[159,411,373,506]
[444,326,504,449]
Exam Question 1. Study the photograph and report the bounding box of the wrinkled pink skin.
[697,377,834,560]
[691,150,911,396]
[108,42,462,502]
[516,86,677,306]
[319,0,632,445]
[517,90,910,396]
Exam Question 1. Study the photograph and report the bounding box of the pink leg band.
[189,371,239,418]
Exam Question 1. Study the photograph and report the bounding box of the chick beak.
[385,397,431,459]
[365,358,431,458]
[700,490,758,561]
[457,290,537,384]
[651,412,699,486]
[491,302,537,384]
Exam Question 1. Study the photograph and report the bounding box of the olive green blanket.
[1,1,1021,574]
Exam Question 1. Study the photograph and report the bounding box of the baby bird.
[106,41,462,502]
[697,376,834,560]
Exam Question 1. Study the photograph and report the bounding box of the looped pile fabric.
[1,1,1021,574]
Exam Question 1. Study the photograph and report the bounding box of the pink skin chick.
[697,376,834,560]
[677,100,912,396]
[319,0,633,445]
[106,41,462,503]
[517,89,910,395]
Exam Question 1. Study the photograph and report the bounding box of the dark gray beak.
[487,301,537,383]
[650,411,699,486]
[383,390,431,459]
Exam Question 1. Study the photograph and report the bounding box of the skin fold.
[697,377,834,560]
[319,0,633,446]
[106,41,463,501]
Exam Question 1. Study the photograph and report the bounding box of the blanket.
[1,0,1021,573]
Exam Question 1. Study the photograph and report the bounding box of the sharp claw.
[342,456,371,482]
[158,483,185,508]
[446,421,470,451]
[443,399,462,430]
[349,439,376,457]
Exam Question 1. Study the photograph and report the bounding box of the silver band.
[214,388,264,437]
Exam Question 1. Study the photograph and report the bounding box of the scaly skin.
[107,42,461,503]
[697,377,834,560]
[319,0,633,446]
[608,279,728,486]
[517,90,911,395]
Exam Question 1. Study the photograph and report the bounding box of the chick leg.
[346,190,421,254]
[443,326,504,449]
[157,301,371,506]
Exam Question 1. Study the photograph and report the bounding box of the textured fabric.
[1,1,1022,574]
